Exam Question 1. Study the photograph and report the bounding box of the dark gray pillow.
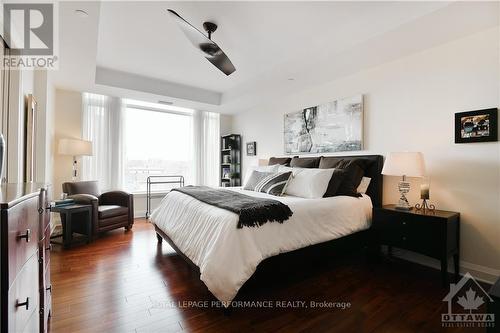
[243,171,292,196]
[319,156,344,169]
[268,157,292,166]
[290,156,321,168]
[323,169,347,198]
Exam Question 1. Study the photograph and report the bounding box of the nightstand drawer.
[373,209,443,258]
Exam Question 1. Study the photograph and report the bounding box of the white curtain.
[194,110,220,187]
[81,93,125,191]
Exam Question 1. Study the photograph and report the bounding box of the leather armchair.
[62,181,134,237]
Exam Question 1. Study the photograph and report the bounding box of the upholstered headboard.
[268,155,384,207]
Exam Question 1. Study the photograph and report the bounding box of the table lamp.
[381,152,425,210]
[58,138,93,181]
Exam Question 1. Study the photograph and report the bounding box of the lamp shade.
[58,138,93,156]
[381,152,425,177]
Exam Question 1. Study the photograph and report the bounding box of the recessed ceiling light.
[75,9,89,18]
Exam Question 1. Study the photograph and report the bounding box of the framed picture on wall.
[455,108,498,143]
[246,141,256,156]
[284,94,363,154]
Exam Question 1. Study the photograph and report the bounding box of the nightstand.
[372,205,460,286]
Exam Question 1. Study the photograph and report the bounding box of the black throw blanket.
[171,186,293,229]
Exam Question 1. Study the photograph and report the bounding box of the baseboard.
[390,247,499,285]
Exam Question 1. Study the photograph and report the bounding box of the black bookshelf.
[220,134,241,187]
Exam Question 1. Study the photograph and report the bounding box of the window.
[123,100,194,193]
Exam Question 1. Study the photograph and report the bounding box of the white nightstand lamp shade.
[58,138,93,180]
[382,152,425,210]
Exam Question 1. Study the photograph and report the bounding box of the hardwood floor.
[50,219,487,333]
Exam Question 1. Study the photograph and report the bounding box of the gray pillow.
[243,171,292,196]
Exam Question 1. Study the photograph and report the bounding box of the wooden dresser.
[0,183,51,333]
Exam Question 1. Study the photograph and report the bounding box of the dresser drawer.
[7,253,40,333]
[40,188,51,231]
[7,195,40,286]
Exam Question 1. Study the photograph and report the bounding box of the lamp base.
[396,179,412,210]
[72,157,78,181]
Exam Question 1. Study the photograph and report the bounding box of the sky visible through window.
[124,107,193,192]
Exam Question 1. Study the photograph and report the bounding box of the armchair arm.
[68,194,98,205]
[99,191,132,207]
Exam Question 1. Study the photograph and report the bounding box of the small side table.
[372,205,460,286]
[51,204,92,248]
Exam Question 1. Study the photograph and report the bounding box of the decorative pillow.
[278,166,334,199]
[323,169,347,198]
[335,160,365,197]
[318,156,343,169]
[290,156,321,168]
[243,165,279,187]
[357,177,371,194]
[243,171,292,196]
[268,157,292,166]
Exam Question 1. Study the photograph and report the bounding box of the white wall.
[232,27,500,282]
[220,114,233,136]
[53,89,83,200]
[34,70,56,188]
[6,69,35,183]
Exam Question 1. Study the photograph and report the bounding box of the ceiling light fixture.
[75,9,89,18]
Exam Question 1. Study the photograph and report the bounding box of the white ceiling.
[52,1,499,114]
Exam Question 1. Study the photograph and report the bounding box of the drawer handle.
[16,297,29,310]
[46,285,52,293]
[18,229,31,242]
[402,236,407,241]
[402,221,407,225]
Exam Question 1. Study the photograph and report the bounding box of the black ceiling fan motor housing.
[203,22,218,39]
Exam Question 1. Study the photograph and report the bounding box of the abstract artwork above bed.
[284,95,363,154]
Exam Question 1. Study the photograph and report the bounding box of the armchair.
[62,181,134,237]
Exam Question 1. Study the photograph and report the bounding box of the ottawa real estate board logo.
[2,3,58,69]
[442,272,495,328]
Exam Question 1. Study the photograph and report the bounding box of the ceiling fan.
[167,9,236,76]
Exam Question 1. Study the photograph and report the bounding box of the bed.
[151,155,383,305]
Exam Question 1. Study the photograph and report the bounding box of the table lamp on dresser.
[381,152,426,210]
[58,138,93,181]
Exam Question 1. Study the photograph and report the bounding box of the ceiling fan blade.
[167,9,236,76]
[206,50,236,76]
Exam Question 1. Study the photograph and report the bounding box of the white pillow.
[243,164,279,187]
[278,166,335,199]
[357,177,371,194]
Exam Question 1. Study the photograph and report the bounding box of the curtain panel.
[194,110,220,187]
[81,93,125,191]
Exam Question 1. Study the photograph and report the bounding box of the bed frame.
[154,154,384,301]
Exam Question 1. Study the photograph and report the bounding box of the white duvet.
[150,188,372,304]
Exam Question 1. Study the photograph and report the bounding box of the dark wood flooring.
[50,219,487,333]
